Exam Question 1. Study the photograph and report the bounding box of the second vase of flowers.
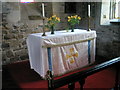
[67,15,81,32]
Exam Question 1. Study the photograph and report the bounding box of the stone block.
[2,42,10,48]
[9,39,20,48]
[2,52,7,60]
[20,29,27,32]
[2,30,8,34]
[11,30,19,34]
[17,34,24,39]
[20,54,28,60]
[4,34,15,40]
[9,56,21,63]
[15,49,27,56]
[22,40,26,46]
[6,50,14,58]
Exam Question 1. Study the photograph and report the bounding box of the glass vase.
[71,25,74,32]
[51,26,54,34]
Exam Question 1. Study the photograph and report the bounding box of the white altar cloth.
[27,29,97,78]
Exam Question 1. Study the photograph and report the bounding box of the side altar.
[27,29,97,79]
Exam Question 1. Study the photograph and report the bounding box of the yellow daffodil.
[78,17,81,20]
[47,15,60,28]
[68,16,71,19]
[67,15,81,27]
[74,16,76,18]
[58,18,60,21]
[71,16,73,18]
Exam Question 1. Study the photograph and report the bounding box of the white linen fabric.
[27,29,97,78]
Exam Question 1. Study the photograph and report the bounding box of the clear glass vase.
[51,26,54,34]
[71,25,74,32]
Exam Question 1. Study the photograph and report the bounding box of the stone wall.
[96,24,120,60]
[1,2,120,65]
[2,24,31,64]
[1,2,44,65]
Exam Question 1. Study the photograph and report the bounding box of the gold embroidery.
[66,54,73,60]
[66,54,69,60]
[70,59,75,64]
[69,55,72,58]
[70,48,74,53]
[72,52,78,57]
[65,48,79,64]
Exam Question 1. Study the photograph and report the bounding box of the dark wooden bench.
[47,57,120,90]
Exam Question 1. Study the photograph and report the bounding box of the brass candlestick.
[42,17,46,36]
[88,16,91,31]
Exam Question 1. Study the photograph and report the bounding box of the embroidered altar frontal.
[27,29,97,79]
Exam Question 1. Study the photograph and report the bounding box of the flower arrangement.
[47,15,60,34]
[68,15,81,32]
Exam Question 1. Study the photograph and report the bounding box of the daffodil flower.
[67,15,81,26]
[47,15,60,28]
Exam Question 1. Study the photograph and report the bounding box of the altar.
[27,29,97,78]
